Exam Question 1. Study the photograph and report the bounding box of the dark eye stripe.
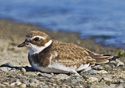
[34,37,39,41]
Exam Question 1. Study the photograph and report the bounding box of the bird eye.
[34,37,39,41]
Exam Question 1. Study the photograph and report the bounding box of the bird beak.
[18,40,29,47]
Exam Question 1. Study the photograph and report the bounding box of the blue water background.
[0,0,125,48]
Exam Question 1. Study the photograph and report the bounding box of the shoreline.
[0,19,124,88]
[0,19,123,54]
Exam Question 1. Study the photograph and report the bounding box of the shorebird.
[18,31,118,74]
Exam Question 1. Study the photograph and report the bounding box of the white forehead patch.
[31,36,46,40]
[25,35,46,41]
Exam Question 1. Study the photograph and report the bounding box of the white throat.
[28,40,52,55]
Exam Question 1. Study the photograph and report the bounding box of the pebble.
[91,83,109,88]
[51,73,54,76]
[3,82,9,86]
[87,77,98,83]
[52,83,57,86]
[45,82,53,85]
[116,84,124,88]
[54,74,69,79]
[41,85,49,88]
[109,60,122,67]
[79,85,84,88]
[38,73,52,78]
[117,62,124,67]
[115,59,124,67]
[29,78,39,84]
[0,67,11,72]
[61,85,67,88]
[0,84,5,87]
[109,61,117,65]
[93,65,104,70]
[104,65,112,69]
[28,79,40,87]
[63,76,84,85]
[109,84,124,88]
[97,70,108,74]
[22,80,29,84]
[103,77,112,82]
[19,84,26,88]
[116,59,121,63]
[81,69,97,75]
[10,81,22,86]
[88,70,97,75]
[102,77,112,85]
[21,68,26,73]
[29,82,38,88]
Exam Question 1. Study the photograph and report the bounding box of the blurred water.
[0,0,125,48]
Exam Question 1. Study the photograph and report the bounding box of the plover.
[18,31,118,74]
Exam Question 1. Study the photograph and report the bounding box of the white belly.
[31,61,90,73]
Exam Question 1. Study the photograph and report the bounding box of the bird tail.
[86,49,120,64]
[95,55,120,64]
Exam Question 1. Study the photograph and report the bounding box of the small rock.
[49,79,55,83]
[102,77,112,85]
[11,68,17,71]
[117,62,124,67]
[91,83,109,88]
[115,84,124,88]
[54,74,69,79]
[0,84,5,87]
[0,67,11,72]
[29,79,41,87]
[104,65,112,69]
[88,70,97,75]
[115,59,124,67]
[93,65,104,70]
[79,85,84,88]
[39,82,45,86]
[109,84,116,88]
[52,83,57,86]
[87,77,98,83]
[45,82,53,85]
[61,84,67,88]
[3,82,9,86]
[67,86,72,88]
[109,61,117,65]
[22,80,29,84]
[10,81,22,86]
[29,83,38,87]
[41,85,49,88]
[29,78,39,84]
[21,68,26,73]
[109,84,124,88]
[103,77,112,82]
[63,76,84,85]
[51,73,54,75]
[81,69,97,75]
[38,73,52,78]
[19,84,26,88]
[116,59,121,63]
[97,70,108,74]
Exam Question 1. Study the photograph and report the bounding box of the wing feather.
[50,40,96,67]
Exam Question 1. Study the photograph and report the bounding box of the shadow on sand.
[0,63,37,72]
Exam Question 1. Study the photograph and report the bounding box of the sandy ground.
[0,20,124,88]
